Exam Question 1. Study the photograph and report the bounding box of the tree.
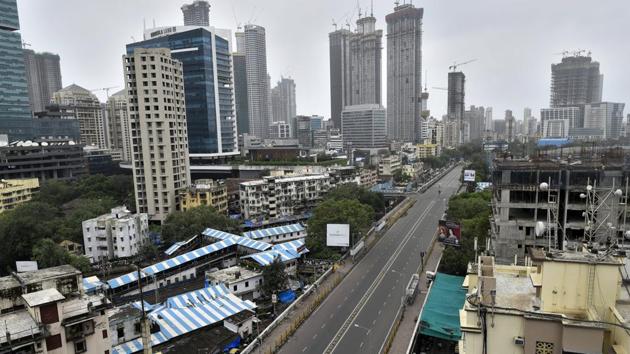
[57,197,117,243]
[32,238,91,273]
[161,206,240,244]
[306,199,374,259]
[261,258,288,296]
[138,242,160,262]
[0,202,61,273]
[325,184,386,215]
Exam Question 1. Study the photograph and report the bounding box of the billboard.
[438,220,461,246]
[327,224,350,247]
[463,170,476,182]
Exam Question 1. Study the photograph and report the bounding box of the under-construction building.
[445,71,465,147]
[491,146,630,264]
[550,55,603,108]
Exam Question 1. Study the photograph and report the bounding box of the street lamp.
[353,323,371,335]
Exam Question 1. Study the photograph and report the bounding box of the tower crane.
[90,86,119,100]
[449,58,477,72]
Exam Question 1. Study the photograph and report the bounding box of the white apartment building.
[82,206,149,263]
[124,47,191,222]
[240,174,332,220]
[378,155,402,177]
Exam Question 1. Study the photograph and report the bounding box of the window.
[46,334,62,351]
[117,327,124,339]
[40,303,59,324]
[535,341,554,354]
[233,285,238,291]
[245,281,249,287]
[75,339,87,353]
[102,329,108,338]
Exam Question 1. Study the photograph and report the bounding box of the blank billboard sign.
[327,224,350,247]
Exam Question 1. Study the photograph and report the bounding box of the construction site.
[490,145,630,264]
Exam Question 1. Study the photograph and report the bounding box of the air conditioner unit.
[514,336,525,345]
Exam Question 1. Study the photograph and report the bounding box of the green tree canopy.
[306,198,374,258]
[32,238,91,273]
[161,206,240,245]
[324,183,386,215]
[261,258,288,296]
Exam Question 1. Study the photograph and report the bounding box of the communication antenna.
[370,0,374,17]
[332,18,338,30]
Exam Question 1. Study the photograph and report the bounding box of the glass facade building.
[127,27,238,156]
[0,0,32,139]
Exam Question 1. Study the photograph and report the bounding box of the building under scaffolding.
[491,146,630,264]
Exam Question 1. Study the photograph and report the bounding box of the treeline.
[0,175,134,274]
[439,191,492,275]
[306,184,386,259]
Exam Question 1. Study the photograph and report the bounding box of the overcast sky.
[17,0,630,121]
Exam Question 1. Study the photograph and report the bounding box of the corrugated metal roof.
[241,239,309,266]
[203,227,272,252]
[165,284,230,308]
[242,223,305,240]
[164,235,197,256]
[107,238,237,289]
[112,287,256,354]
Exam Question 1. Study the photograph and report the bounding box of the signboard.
[438,220,461,246]
[327,224,350,247]
[463,170,476,182]
[16,261,38,272]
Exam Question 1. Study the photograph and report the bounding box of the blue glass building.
[0,0,33,139]
[127,26,238,156]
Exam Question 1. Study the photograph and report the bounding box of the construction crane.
[432,87,448,91]
[449,58,477,72]
[90,86,119,100]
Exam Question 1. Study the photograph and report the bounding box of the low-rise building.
[459,252,630,354]
[0,140,86,182]
[180,179,228,213]
[358,168,378,188]
[205,266,263,300]
[416,143,438,158]
[0,265,111,354]
[378,155,402,177]
[82,206,149,263]
[0,178,39,213]
[239,174,332,220]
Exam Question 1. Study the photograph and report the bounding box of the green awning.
[419,272,466,341]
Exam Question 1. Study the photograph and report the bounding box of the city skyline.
[16,0,630,121]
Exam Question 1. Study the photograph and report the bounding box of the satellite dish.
[535,221,546,237]
[539,182,549,191]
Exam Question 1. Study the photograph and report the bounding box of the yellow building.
[416,143,438,158]
[180,179,228,214]
[459,251,630,354]
[0,178,39,213]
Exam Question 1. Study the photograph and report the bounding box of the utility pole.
[136,266,153,354]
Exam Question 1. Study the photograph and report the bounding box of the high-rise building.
[540,107,581,138]
[342,104,387,148]
[23,49,62,113]
[329,28,352,129]
[523,107,531,135]
[181,0,210,26]
[349,14,382,105]
[51,84,106,148]
[550,54,603,108]
[505,110,515,142]
[233,49,249,136]
[447,71,466,145]
[584,102,625,140]
[386,3,423,142]
[236,24,272,139]
[129,26,238,156]
[294,115,313,148]
[464,105,485,142]
[123,47,191,222]
[484,107,493,131]
[0,0,32,139]
[106,89,132,161]
[268,121,291,139]
[271,76,296,128]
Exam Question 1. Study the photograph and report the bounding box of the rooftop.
[21,288,65,307]
[494,272,537,311]
[12,265,80,287]
[206,266,262,284]
[0,310,42,345]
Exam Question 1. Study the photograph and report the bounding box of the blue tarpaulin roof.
[538,138,570,147]
[241,239,309,266]
[203,228,272,252]
[419,273,466,341]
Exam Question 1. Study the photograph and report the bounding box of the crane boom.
[449,58,477,71]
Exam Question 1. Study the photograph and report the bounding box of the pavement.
[276,165,462,354]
